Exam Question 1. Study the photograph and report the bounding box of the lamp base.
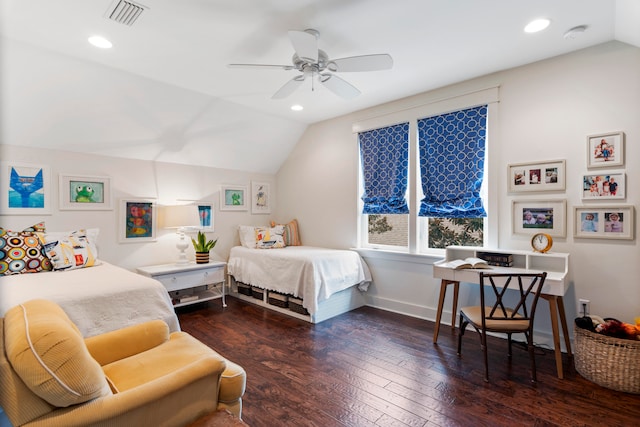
[175,231,190,264]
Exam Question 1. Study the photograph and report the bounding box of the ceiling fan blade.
[319,74,360,99]
[288,30,318,63]
[329,54,393,72]
[271,76,305,99]
[228,63,295,70]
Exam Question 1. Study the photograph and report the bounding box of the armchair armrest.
[85,320,169,366]
[28,354,226,427]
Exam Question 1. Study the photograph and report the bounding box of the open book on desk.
[442,257,490,270]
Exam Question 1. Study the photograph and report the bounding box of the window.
[356,88,497,254]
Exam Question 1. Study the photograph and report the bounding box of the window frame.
[355,87,499,255]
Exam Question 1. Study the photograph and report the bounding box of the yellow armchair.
[0,299,246,426]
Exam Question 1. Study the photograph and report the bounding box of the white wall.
[276,41,640,345]
[0,144,274,271]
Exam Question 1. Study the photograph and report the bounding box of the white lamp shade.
[162,205,200,229]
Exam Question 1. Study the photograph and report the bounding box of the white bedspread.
[0,262,179,337]
[227,246,371,315]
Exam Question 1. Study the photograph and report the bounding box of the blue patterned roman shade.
[358,123,410,214]
[418,105,487,218]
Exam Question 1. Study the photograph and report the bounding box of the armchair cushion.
[3,299,111,407]
[102,331,226,393]
[85,319,170,366]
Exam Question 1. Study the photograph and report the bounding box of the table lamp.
[162,204,201,264]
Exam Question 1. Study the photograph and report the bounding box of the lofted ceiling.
[1,0,639,173]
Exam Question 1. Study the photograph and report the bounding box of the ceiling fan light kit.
[229,29,393,99]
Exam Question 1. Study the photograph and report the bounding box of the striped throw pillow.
[269,219,301,246]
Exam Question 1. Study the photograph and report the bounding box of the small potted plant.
[191,231,218,264]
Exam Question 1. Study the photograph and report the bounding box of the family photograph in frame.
[581,172,625,200]
[512,199,566,237]
[508,159,565,193]
[574,205,634,240]
[587,131,624,168]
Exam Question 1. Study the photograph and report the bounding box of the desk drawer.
[156,267,224,292]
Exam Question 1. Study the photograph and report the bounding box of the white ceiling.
[2,0,640,173]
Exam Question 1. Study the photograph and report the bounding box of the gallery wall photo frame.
[574,205,634,240]
[587,131,624,168]
[59,174,112,210]
[196,202,214,230]
[507,159,565,193]
[512,199,566,237]
[220,185,247,211]
[119,198,157,243]
[581,171,625,200]
[0,161,52,215]
[251,181,271,214]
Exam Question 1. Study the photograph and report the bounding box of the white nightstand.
[137,261,227,308]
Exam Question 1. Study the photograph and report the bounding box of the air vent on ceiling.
[105,0,146,26]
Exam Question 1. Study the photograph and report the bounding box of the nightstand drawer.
[156,268,224,292]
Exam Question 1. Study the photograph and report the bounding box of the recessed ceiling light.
[291,104,303,111]
[88,35,113,49]
[524,18,551,33]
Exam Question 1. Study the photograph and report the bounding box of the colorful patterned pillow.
[269,219,301,246]
[0,222,51,275]
[255,225,286,249]
[38,229,99,271]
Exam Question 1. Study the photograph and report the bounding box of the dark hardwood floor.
[177,297,639,427]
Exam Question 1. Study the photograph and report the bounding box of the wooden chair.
[457,272,547,383]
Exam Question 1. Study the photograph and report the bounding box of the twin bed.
[0,262,179,337]
[227,245,372,323]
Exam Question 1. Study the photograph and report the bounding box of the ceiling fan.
[228,29,393,100]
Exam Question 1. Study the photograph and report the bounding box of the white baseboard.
[366,295,572,353]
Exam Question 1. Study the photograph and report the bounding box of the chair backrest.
[478,272,547,329]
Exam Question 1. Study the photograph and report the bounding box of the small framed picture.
[574,205,634,240]
[59,174,112,210]
[220,185,247,211]
[119,199,157,243]
[587,131,624,168]
[0,162,52,215]
[581,172,625,200]
[251,181,271,214]
[196,202,214,230]
[508,159,565,193]
[512,199,566,237]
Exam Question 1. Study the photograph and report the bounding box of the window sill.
[352,248,444,265]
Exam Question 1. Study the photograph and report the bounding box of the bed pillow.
[269,219,301,246]
[0,222,52,275]
[255,225,286,249]
[38,229,99,271]
[4,299,111,407]
[238,225,257,248]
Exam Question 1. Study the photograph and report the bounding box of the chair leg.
[528,333,537,383]
[481,331,489,382]
[507,333,513,358]
[457,313,466,356]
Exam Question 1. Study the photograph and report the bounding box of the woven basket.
[267,291,289,308]
[288,297,309,315]
[574,327,640,394]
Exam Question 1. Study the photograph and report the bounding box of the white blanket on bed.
[0,262,180,337]
[227,246,371,315]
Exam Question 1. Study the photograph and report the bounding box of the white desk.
[432,246,571,379]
